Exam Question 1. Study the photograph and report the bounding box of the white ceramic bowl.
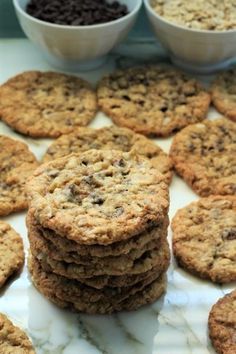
[13,0,142,71]
[144,0,236,73]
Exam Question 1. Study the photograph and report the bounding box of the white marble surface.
[0,39,235,354]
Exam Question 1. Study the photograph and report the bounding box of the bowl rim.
[144,0,236,35]
[13,0,142,30]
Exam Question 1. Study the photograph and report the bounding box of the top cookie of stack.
[26,149,170,314]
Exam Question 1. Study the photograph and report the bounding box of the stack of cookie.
[26,149,170,314]
[42,125,173,184]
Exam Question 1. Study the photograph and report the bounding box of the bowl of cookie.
[13,0,142,71]
[144,0,236,73]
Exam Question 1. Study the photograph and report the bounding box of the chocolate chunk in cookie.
[43,126,173,183]
[208,290,236,354]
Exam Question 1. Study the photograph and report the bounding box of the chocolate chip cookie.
[27,150,169,245]
[0,313,35,353]
[28,217,167,272]
[43,126,173,183]
[28,212,169,258]
[212,69,236,122]
[97,65,210,137]
[0,135,38,216]
[0,221,24,288]
[170,118,236,196]
[32,238,170,278]
[208,290,236,354]
[172,196,236,283]
[0,71,97,138]
[29,256,166,314]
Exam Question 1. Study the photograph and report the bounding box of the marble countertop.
[0,38,235,354]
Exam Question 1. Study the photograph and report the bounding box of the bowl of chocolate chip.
[13,0,142,70]
[144,0,236,73]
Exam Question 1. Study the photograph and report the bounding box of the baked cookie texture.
[0,222,24,288]
[211,69,236,122]
[208,290,236,354]
[97,65,210,137]
[29,256,167,315]
[27,150,170,314]
[27,208,169,257]
[170,118,236,197]
[42,126,173,183]
[172,196,236,283]
[27,150,169,245]
[28,218,168,274]
[0,313,35,353]
[0,71,97,138]
[32,239,170,278]
[0,135,39,216]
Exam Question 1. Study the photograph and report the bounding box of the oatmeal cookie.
[0,71,97,138]
[170,119,236,196]
[68,262,169,290]
[212,69,236,122]
[33,239,170,278]
[208,290,236,354]
[97,65,210,137]
[29,256,166,314]
[28,221,166,271]
[0,135,38,216]
[0,313,35,353]
[27,208,169,257]
[43,126,173,183]
[172,196,236,283]
[0,222,24,288]
[27,212,169,289]
[27,150,169,245]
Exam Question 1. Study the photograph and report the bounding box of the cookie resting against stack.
[26,149,170,314]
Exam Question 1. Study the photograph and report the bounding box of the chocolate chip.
[90,193,104,205]
[47,169,59,178]
[222,228,236,240]
[122,95,131,101]
[161,107,168,112]
[67,184,82,203]
[26,0,128,26]
[83,175,94,185]
[146,219,159,230]
[117,158,126,167]
[113,206,124,217]
[187,142,195,152]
